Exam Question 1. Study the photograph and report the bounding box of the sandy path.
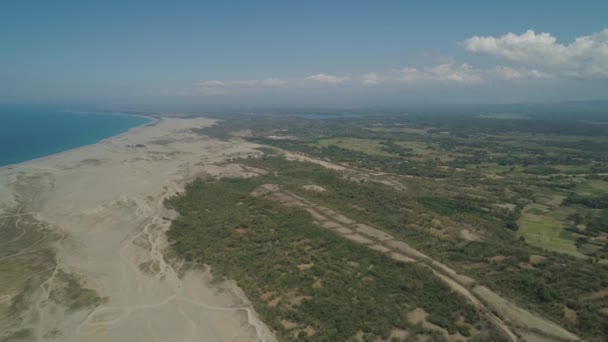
[0,118,275,342]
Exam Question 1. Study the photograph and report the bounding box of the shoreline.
[63,108,157,121]
[0,113,156,170]
[0,116,275,341]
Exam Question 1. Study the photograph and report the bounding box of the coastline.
[0,112,155,170]
[0,116,275,341]
[63,108,157,121]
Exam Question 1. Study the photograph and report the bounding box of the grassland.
[576,179,608,195]
[516,188,583,258]
[518,207,584,258]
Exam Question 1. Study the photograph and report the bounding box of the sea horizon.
[0,106,151,167]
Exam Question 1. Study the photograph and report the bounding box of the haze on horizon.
[1,1,608,108]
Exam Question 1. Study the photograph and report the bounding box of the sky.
[1,1,608,108]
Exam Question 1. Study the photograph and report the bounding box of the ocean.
[0,106,150,167]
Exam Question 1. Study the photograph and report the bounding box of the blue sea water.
[0,106,150,167]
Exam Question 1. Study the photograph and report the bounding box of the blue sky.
[1,1,608,108]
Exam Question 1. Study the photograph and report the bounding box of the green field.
[576,179,608,196]
[518,209,585,258]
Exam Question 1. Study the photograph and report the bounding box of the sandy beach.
[0,117,276,341]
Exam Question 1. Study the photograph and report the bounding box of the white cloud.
[397,63,483,83]
[232,78,287,87]
[397,67,426,82]
[196,77,287,95]
[194,60,556,97]
[429,63,484,82]
[305,73,349,84]
[380,63,554,84]
[362,73,382,85]
[199,78,287,88]
[199,80,225,87]
[464,29,608,78]
[491,66,553,80]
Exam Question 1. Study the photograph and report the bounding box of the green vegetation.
[563,193,608,209]
[518,209,584,258]
[522,165,561,175]
[317,138,395,157]
[183,110,608,340]
[0,207,57,337]
[166,176,488,341]
[49,270,108,312]
[418,197,480,216]
[0,328,33,341]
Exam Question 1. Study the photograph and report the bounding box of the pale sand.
[0,117,276,342]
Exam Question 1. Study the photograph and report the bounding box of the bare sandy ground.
[0,118,275,341]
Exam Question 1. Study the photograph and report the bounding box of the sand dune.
[0,117,275,342]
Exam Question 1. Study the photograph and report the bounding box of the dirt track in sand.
[0,118,275,342]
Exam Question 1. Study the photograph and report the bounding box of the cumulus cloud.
[464,29,608,78]
[305,73,349,84]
